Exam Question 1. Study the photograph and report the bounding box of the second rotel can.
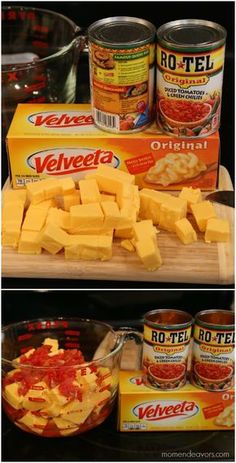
[88,17,156,133]
[143,309,193,390]
[191,309,235,391]
[156,19,227,138]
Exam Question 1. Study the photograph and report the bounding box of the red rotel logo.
[133,400,198,422]
[27,148,119,175]
[28,111,94,128]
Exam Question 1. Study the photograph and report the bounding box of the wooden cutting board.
[2,166,234,284]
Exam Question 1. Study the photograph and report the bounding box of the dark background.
[2,290,235,462]
[1,1,235,289]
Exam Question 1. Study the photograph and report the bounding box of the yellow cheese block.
[101,201,121,228]
[86,164,134,195]
[46,207,70,230]
[133,220,157,245]
[79,178,101,204]
[22,204,49,232]
[70,202,104,229]
[53,416,78,430]
[40,401,62,418]
[179,187,202,212]
[135,238,162,271]
[159,196,187,232]
[48,386,70,407]
[26,178,61,204]
[191,200,217,232]
[205,218,230,242]
[65,235,113,261]
[43,337,59,352]
[3,189,27,207]
[4,382,23,409]
[116,183,140,212]
[119,200,137,229]
[68,226,113,236]
[22,381,49,411]
[2,200,24,227]
[2,226,21,248]
[59,177,75,195]
[100,193,116,202]
[120,239,136,252]
[18,231,42,254]
[139,189,172,224]
[18,411,48,434]
[175,218,197,245]
[114,226,133,239]
[40,223,72,254]
[37,198,57,209]
[62,190,81,211]
[61,407,94,426]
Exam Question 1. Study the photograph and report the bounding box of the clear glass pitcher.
[2,6,84,135]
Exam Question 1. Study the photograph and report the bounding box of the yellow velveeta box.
[118,371,234,431]
[6,103,220,190]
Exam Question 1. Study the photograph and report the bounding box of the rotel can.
[191,310,235,391]
[143,309,193,390]
[156,19,227,137]
[88,17,156,133]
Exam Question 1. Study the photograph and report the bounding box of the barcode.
[95,110,119,129]
[122,422,147,430]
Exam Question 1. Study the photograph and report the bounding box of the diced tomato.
[160,99,210,123]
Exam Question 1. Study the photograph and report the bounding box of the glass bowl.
[2,317,140,437]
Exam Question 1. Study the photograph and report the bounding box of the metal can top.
[157,19,227,51]
[88,16,156,49]
[195,309,234,329]
[144,309,193,329]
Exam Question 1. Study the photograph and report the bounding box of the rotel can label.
[191,309,235,391]
[156,19,227,137]
[88,17,156,133]
[143,309,193,390]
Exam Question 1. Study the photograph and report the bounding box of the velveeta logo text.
[27,148,119,175]
[133,400,198,422]
[28,111,94,128]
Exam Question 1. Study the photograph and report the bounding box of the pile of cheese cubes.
[2,164,230,271]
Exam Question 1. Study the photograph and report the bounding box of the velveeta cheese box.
[6,103,219,190]
[118,371,234,431]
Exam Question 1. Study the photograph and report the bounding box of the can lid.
[88,16,156,48]
[157,19,227,51]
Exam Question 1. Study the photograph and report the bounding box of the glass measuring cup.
[2,6,84,135]
[2,317,141,437]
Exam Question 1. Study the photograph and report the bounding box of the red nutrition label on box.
[125,153,155,175]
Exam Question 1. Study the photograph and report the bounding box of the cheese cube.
[116,183,140,213]
[86,164,134,195]
[40,223,71,254]
[22,382,49,411]
[61,407,94,426]
[53,417,78,430]
[68,226,113,236]
[119,200,137,228]
[70,202,104,229]
[40,402,62,418]
[43,337,59,352]
[62,190,81,211]
[2,226,21,248]
[37,198,57,209]
[48,386,70,407]
[3,189,27,207]
[133,220,157,245]
[101,201,121,228]
[26,178,61,204]
[59,428,78,436]
[114,226,133,239]
[159,197,187,232]
[139,189,172,224]
[46,207,70,230]
[22,204,48,232]
[100,193,116,202]
[2,201,24,227]
[65,235,112,261]
[18,412,48,434]
[205,218,230,242]
[59,177,75,195]
[4,382,23,409]
[175,218,197,245]
[191,201,217,232]
[120,239,136,252]
[179,187,202,212]
[79,179,101,204]
[135,239,162,271]
[18,231,42,254]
